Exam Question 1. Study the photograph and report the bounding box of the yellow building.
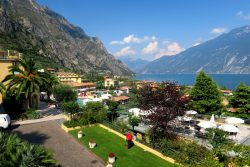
[56,72,82,83]
[104,78,119,87]
[0,50,21,106]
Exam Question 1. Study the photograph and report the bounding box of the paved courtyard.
[10,121,105,167]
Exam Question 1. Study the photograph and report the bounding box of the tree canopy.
[190,71,224,113]
[138,81,189,138]
[53,84,77,103]
[230,82,250,113]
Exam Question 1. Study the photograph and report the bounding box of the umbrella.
[225,117,244,124]
[129,108,141,117]
[219,124,239,133]
[198,121,216,129]
[210,114,215,123]
[183,116,192,121]
[186,110,197,115]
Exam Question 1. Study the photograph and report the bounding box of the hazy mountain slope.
[140,26,250,74]
[0,0,133,75]
[118,56,150,73]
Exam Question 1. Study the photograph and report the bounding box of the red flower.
[108,152,115,157]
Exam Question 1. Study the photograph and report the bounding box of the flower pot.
[89,142,96,148]
[78,131,83,139]
[108,156,115,164]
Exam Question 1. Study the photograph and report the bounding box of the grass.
[69,126,177,167]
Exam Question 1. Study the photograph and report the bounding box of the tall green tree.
[190,71,224,113]
[3,58,46,109]
[62,101,80,119]
[128,115,141,130]
[230,82,250,113]
[52,84,77,103]
[106,100,119,122]
[83,102,107,124]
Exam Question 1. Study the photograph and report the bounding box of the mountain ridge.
[140,25,250,74]
[0,0,133,76]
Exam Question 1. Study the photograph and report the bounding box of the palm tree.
[0,82,5,94]
[0,132,57,166]
[3,58,46,109]
[40,72,60,101]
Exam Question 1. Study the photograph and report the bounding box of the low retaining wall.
[61,122,175,164]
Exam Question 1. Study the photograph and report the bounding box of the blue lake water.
[135,74,250,90]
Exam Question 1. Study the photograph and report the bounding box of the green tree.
[62,101,80,119]
[0,132,57,166]
[106,100,119,122]
[190,71,224,113]
[128,115,141,130]
[40,72,60,101]
[176,141,223,167]
[230,82,250,113]
[83,102,107,124]
[53,84,77,103]
[3,58,46,109]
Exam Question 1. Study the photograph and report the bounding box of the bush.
[0,132,57,166]
[63,117,88,128]
[20,108,41,120]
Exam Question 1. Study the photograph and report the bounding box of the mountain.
[0,0,133,76]
[140,26,250,74]
[118,56,150,73]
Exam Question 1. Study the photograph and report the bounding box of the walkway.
[11,121,105,167]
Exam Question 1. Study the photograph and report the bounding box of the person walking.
[126,132,133,149]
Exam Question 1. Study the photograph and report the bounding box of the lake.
[135,74,250,90]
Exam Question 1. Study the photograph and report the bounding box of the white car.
[0,114,11,129]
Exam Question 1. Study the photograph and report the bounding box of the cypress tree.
[190,71,223,113]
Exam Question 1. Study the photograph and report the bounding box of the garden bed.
[69,126,176,167]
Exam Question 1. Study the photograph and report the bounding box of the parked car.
[0,114,11,129]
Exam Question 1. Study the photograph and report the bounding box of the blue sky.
[37,0,250,61]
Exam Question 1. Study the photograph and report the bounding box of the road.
[10,121,105,167]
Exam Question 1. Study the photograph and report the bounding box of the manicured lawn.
[69,126,177,167]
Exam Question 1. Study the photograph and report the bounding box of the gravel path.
[11,121,105,167]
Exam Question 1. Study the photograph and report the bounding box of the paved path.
[11,121,105,167]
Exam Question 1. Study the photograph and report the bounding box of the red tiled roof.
[227,108,237,113]
[113,96,129,102]
[64,82,96,87]
[119,86,132,90]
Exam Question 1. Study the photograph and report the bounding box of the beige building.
[56,72,82,83]
[0,50,21,108]
[104,78,119,87]
[64,82,96,93]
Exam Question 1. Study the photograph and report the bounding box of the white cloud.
[114,46,136,57]
[110,34,157,45]
[210,27,228,34]
[237,11,250,20]
[142,41,158,54]
[110,41,124,45]
[155,42,184,59]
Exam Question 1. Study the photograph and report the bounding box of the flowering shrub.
[108,152,115,157]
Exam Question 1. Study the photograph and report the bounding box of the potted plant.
[89,139,96,148]
[108,152,116,163]
[78,130,83,139]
